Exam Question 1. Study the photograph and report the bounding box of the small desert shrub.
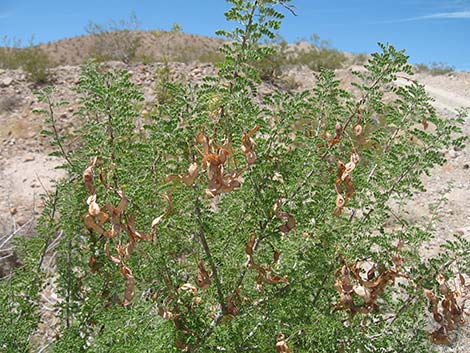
[291,46,346,71]
[253,34,347,83]
[0,36,51,83]
[154,62,174,105]
[353,53,369,65]
[152,24,205,64]
[287,34,347,71]
[0,95,22,112]
[2,1,469,353]
[134,53,157,64]
[85,12,141,63]
[17,46,51,83]
[416,62,455,75]
[197,50,225,64]
[0,36,22,69]
[280,74,300,91]
[254,40,289,81]
[171,45,201,63]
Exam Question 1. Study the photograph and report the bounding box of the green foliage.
[0,36,51,83]
[2,1,468,352]
[0,216,47,352]
[254,37,288,81]
[171,23,183,33]
[251,33,347,83]
[353,53,369,65]
[290,34,347,71]
[197,50,226,64]
[18,45,51,83]
[0,36,23,69]
[151,25,201,64]
[154,62,175,106]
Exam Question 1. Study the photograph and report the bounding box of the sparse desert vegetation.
[0,37,52,83]
[416,62,455,76]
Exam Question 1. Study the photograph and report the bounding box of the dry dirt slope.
[36,31,225,66]
[395,72,470,246]
[396,72,470,352]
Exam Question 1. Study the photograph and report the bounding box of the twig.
[279,1,298,16]
[241,0,258,52]
[361,136,440,225]
[194,197,226,312]
[45,230,64,253]
[386,295,417,327]
[312,260,335,307]
[7,197,17,234]
[292,104,362,199]
[0,253,14,261]
[45,94,74,169]
[106,112,120,189]
[37,342,53,353]
[37,187,59,272]
[0,218,34,249]
[236,315,267,352]
[35,172,52,197]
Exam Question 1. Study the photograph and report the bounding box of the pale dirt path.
[425,84,470,113]
[400,74,470,353]
[399,73,470,240]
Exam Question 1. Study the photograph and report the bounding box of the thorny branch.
[45,94,74,169]
[37,187,59,272]
[279,1,297,16]
[194,197,226,312]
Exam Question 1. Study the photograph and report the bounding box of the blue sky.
[1,0,469,70]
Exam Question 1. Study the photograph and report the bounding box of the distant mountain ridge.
[36,30,226,66]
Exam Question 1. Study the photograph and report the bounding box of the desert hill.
[37,30,226,66]
[1,29,366,72]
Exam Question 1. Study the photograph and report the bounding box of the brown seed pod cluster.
[273,199,295,235]
[276,333,293,352]
[83,157,171,306]
[334,153,358,216]
[167,126,259,197]
[334,252,406,317]
[425,273,470,345]
[327,121,343,148]
[246,233,287,292]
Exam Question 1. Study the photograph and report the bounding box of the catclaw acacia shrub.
[1,1,468,352]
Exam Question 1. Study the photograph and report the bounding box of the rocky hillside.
[37,31,226,66]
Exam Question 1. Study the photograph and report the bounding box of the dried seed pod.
[121,265,136,306]
[276,333,293,353]
[336,194,345,208]
[273,200,296,234]
[87,194,101,216]
[354,124,363,136]
[241,125,259,165]
[195,262,211,289]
